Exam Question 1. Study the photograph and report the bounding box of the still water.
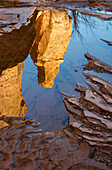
[0,10,112,132]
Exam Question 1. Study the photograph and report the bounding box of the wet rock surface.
[0,0,37,8]
[83,53,112,73]
[0,1,112,169]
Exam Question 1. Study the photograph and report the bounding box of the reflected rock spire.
[31,10,72,88]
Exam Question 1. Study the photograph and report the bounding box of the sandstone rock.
[0,9,38,74]
[83,53,112,74]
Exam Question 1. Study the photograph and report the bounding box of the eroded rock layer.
[64,73,112,145]
[83,53,112,73]
[1,0,112,11]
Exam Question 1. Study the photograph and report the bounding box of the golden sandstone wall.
[31,10,72,88]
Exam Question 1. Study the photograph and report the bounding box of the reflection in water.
[0,59,112,169]
[70,10,96,40]
[22,9,112,132]
[0,9,38,129]
[0,62,27,129]
[0,9,112,132]
[30,10,72,88]
[0,6,112,169]
[70,9,112,42]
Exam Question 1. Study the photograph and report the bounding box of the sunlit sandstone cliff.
[30,10,72,88]
[0,62,26,129]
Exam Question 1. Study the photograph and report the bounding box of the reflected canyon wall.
[0,9,38,129]
[0,62,26,117]
[0,62,27,129]
[30,10,72,88]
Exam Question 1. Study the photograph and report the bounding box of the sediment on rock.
[0,114,111,169]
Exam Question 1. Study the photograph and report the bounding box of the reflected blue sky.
[21,10,112,132]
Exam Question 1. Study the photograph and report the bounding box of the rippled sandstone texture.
[30,10,72,88]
